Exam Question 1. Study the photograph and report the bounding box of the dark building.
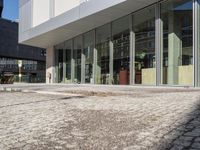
[0,0,2,18]
[0,1,46,83]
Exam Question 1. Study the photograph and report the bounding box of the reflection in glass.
[73,36,82,83]
[65,40,72,83]
[134,6,156,85]
[83,31,94,83]
[112,16,130,85]
[56,46,63,83]
[161,0,193,85]
[96,24,110,84]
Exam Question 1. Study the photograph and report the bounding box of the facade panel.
[32,0,50,27]
[19,0,32,32]
[55,0,80,17]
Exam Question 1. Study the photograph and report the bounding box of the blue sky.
[2,0,18,21]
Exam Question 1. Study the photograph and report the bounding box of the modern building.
[0,0,46,83]
[19,0,200,86]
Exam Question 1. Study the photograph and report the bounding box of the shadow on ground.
[157,99,200,150]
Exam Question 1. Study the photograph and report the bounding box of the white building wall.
[19,0,157,48]
[32,0,50,27]
[19,0,85,29]
[19,0,32,32]
[55,0,80,17]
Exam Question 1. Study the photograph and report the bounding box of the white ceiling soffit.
[20,0,157,48]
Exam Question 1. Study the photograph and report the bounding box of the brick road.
[0,84,200,150]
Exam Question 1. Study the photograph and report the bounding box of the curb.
[0,87,22,92]
[22,90,83,96]
[0,88,82,97]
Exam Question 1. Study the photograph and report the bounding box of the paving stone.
[191,142,200,149]
[184,132,200,137]
[170,145,184,150]
[0,84,200,149]
[174,139,191,147]
[195,137,200,142]
[179,136,193,142]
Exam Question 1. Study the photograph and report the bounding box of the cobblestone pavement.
[1,84,200,150]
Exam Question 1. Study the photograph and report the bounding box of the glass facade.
[161,0,193,86]
[112,16,130,85]
[54,0,200,87]
[55,45,64,83]
[134,6,156,85]
[65,40,72,83]
[0,57,45,83]
[96,24,110,84]
[83,31,94,83]
[73,36,82,83]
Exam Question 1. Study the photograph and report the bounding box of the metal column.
[194,0,200,87]
[129,14,135,85]
[81,35,85,84]
[54,48,59,83]
[155,3,162,86]
[93,30,97,84]
[63,48,66,83]
[71,40,75,83]
[109,23,114,85]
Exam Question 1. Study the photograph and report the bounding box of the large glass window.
[161,0,193,86]
[83,31,94,83]
[64,40,72,83]
[55,45,63,83]
[96,24,110,84]
[112,16,130,85]
[73,36,82,83]
[134,6,156,85]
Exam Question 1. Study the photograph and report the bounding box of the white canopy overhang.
[19,0,157,48]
